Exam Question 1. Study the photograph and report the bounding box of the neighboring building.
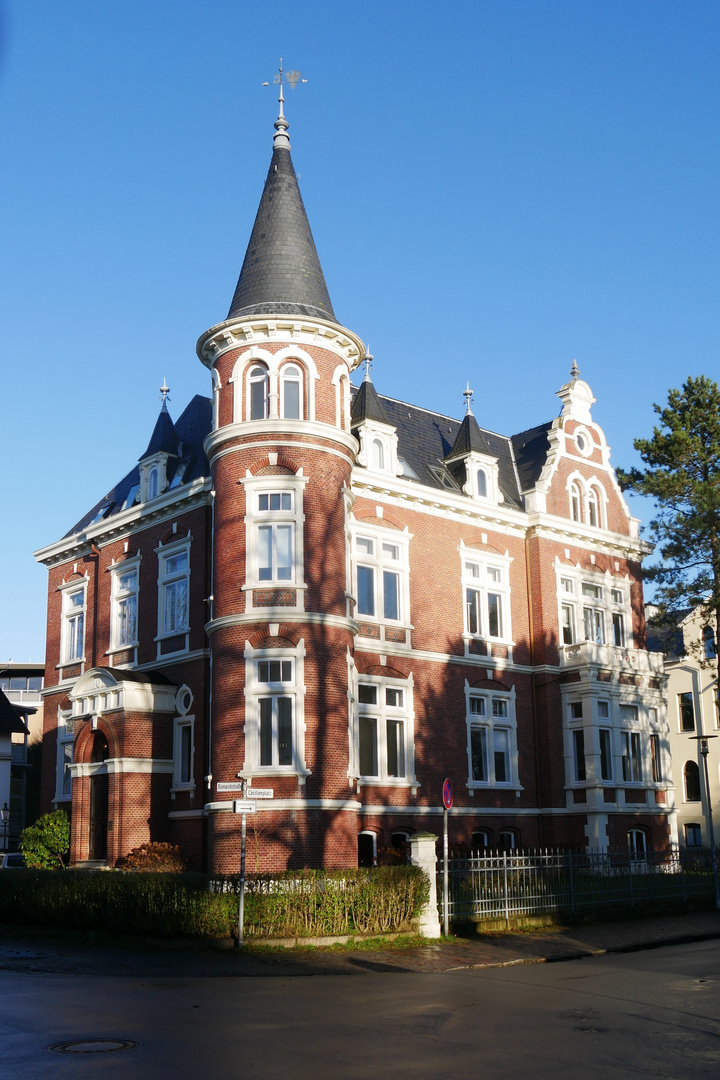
[0,663,43,845]
[34,98,675,870]
[647,605,720,848]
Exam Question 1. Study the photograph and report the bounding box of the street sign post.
[233,800,257,948]
[442,779,453,936]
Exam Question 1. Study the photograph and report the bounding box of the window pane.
[258,525,272,580]
[471,726,488,781]
[493,729,509,783]
[385,688,403,707]
[469,697,486,716]
[180,725,192,784]
[278,698,293,765]
[613,613,624,646]
[492,699,508,718]
[465,562,480,578]
[477,469,487,497]
[631,732,642,782]
[598,700,610,719]
[562,604,574,645]
[259,494,269,510]
[573,729,586,782]
[679,693,695,732]
[259,699,273,767]
[382,543,399,561]
[466,588,480,634]
[268,660,281,682]
[357,566,375,616]
[685,761,701,801]
[359,716,378,776]
[487,593,502,637]
[165,553,188,575]
[283,379,300,419]
[650,734,662,783]
[62,744,73,797]
[582,583,602,599]
[383,571,399,620]
[276,525,292,580]
[281,660,292,682]
[356,537,374,555]
[600,729,612,781]
[386,719,405,777]
[358,684,377,705]
[487,566,501,583]
[251,376,266,419]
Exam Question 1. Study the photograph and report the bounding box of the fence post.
[680,845,687,904]
[503,851,510,930]
[568,850,575,916]
[409,833,442,939]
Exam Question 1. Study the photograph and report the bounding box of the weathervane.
[463,381,474,415]
[159,379,170,407]
[262,60,307,146]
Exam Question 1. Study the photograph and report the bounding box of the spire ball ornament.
[570,359,580,380]
[262,59,307,150]
[463,381,474,415]
[159,379,170,406]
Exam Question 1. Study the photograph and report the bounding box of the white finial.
[463,381,474,416]
[159,379,170,407]
[570,359,580,380]
[262,59,307,150]
[363,349,373,382]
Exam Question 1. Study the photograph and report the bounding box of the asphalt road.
[3,939,719,1080]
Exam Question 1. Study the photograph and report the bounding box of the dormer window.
[248,364,269,420]
[147,468,159,501]
[280,364,302,419]
[477,469,488,498]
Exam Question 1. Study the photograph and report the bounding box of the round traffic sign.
[442,777,453,810]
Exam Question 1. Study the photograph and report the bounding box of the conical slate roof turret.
[446,412,492,460]
[227,96,336,323]
[140,401,179,461]
[351,365,390,427]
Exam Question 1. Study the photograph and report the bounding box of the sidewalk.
[1,909,719,978]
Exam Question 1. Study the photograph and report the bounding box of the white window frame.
[352,524,410,628]
[60,580,87,665]
[279,362,303,420]
[172,715,195,791]
[354,673,416,788]
[109,558,140,653]
[243,638,307,779]
[462,548,512,646]
[156,538,190,652]
[54,707,74,803]
[242,476,307,606]
[465,682,519,790]
[556,567,633,651]
[247,363,269,421]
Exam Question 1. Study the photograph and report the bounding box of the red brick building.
[35,101,676,870]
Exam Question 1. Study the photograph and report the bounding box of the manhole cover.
[49,1038,138,1054]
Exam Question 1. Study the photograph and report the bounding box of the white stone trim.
[204,798,364,813]
[205,612,357,636]
[70,757,174,778]
[197,315,365,372]
[204,422,358,466]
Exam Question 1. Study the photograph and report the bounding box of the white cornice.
[205,420,359,465]
[34,478,212,568]
[196,315,366,372]
[205,612,358,637]
[525,515,653,559]
[204,798,363,813]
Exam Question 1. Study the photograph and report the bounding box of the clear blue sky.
[1,0,719,661]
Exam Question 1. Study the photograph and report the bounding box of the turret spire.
[227,63,336,323]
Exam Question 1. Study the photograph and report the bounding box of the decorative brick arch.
[353,512,406,531]
[247,625,301,649]
[248,453,300,476]
[356,663,408,678]
[74,719,118,763]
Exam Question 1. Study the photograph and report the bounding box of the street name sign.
[217,782,244,792]
[246,787,274,799]
[233,800,257,814]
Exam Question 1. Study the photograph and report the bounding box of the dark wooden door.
[89,772,108,861]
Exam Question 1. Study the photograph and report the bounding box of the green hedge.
[0,866,429,941]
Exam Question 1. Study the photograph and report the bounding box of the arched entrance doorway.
[89,732,109,861]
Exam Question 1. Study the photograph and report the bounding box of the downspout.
[90,543,101,668]
[525,531,544,845]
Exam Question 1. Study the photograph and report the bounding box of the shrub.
[20,810,70,869]
[119,842,187,873]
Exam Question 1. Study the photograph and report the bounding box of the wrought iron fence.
[438,846,718,924]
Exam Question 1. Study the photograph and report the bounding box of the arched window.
[587,487,601,528]
[371,438,385,471]
[248,365,268,420]
[703,625,716,659]
[147,468,159,500]
[627,829,647,859]
[477,469,488,498]
[280,364,302,420]
[499,829,516,852]
[684,760,701,802]
[570,482,582,522]
[472,829,489,852]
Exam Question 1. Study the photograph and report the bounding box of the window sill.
[466,782,522,793]
[107,642,139,653]
[357,778,413,788]
[170,784,196,795]
[57,658,85,670]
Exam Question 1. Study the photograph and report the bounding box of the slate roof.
[140,403,179,461]
[351,386,552,511]
[227,145,337,323]
[445,412,492,459]
[0,690,28,736]
[65,395,212,537]
[350,376,391,427]
[511,423,553,492]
